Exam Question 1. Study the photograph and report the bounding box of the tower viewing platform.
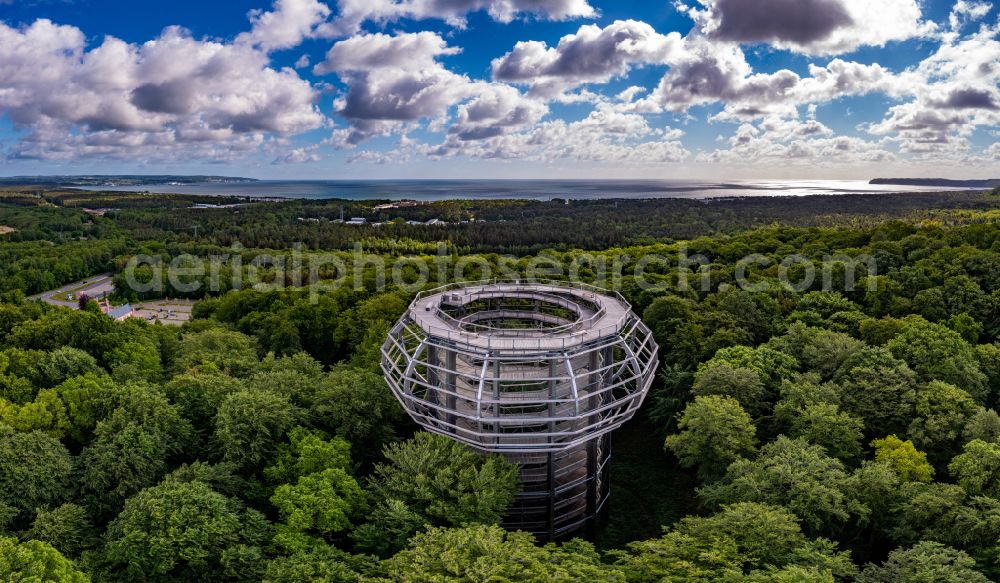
[381,280,659,538]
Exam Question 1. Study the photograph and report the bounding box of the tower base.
[501,434,611,540]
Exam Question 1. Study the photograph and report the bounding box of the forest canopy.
[0,187,998,581]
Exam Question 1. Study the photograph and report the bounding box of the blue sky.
[0,0,997,179]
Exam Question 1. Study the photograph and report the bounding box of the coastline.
[64,179,989,202]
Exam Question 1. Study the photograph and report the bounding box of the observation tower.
[381,280,658,539]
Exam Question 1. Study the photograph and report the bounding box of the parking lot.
[133,299,195,326]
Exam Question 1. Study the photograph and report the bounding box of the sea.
[87,179,979,201]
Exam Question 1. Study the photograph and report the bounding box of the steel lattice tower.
[381,281,658,539]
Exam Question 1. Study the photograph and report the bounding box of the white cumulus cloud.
[331,0,597,35]
[678,0,935,55]
[492,20,683,97]
[315,32,477,145]
[0,15,326,162]
[239,0,335,51]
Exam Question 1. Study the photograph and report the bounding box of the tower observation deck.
[381,281,659,539]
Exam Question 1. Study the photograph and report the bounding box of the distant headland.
[0,175,257,187]
[870,178,1000,188]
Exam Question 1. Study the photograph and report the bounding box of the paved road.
[27,274,114,309]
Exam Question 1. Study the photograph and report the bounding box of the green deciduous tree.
[907,381,978,464]
[612,530,743,582]
[665,395,757,481]
[859,317,907,346]
[244,362,323,410]
[36,346,101,387]
[786,402,864,461]
[52,372,118,444]
[312,366,407,464]
[264,427,352,484]
[888,318,988,402]
[27,503,98,559]
[613,503,854,581]
[834,347,917,437]
[262,546,365,583]
[712,289,780,345]
[104,339,162,383]
[797,291,861,319]
[643,295,695,360]
[386,525,623,582]
[173,328,259,377]
[949,439,1000,498]
[965,408,1000,443]
[699,436,855,534]
[103,480,265,582]
[698,345,798,391]
[861,275,904,317]
[772,374,842,427]
[0,388,69,437]
[848,461,904,534]
[857,542,989,583]
[743,565,838,582]
[162,461,247,499]
[0,426,72,521]
[890,482,1000,555]
[162,369,243,431]
[0,371,34,405]
[775,381,864,453]
[355,432,519,556]
[0,537,89,583]
[691,362,767,417]
[947,313,983,344]
[79,384,194,518]
[270,468,364,552]
[213,389,300,471]
[871,435,934,483]
[373,432,519,527]
[350,498,425,558]
[976,344,1000,404]
[768,323,865,381]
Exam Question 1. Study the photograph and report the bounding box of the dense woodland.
[0,187,999,581]
[2,187,999,299]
